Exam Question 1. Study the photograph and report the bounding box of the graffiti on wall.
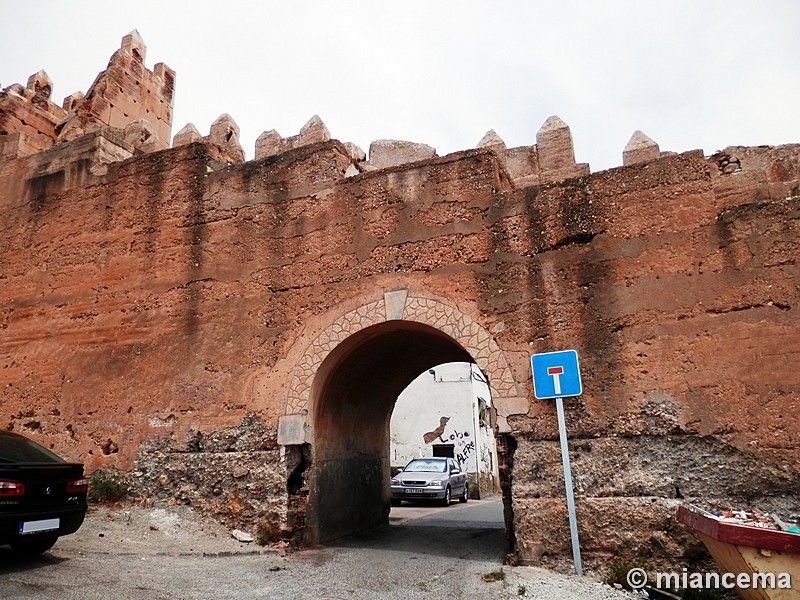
[422,416,476,468]
[438,429,471,444]
[422,416,450,444]
[456,440,476,466]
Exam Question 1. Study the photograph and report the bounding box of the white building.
[390,362,500,498]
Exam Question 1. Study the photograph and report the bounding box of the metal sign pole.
[555,396,583,576]
[531,350,584,577]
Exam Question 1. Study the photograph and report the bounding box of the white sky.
[2,1,799,172]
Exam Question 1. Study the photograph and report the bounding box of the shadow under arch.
[306,319,474,544]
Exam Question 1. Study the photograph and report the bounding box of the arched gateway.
[278,290,526,543]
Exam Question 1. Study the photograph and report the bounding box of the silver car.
[391,457,468,506]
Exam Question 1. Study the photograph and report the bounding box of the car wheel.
[10,536,58,556]
[440,486,451,507]
[391,498,401,507]
[459,482,468,503]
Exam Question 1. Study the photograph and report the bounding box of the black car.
[0,431,88,555]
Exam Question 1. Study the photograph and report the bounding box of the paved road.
[0,500,511,600]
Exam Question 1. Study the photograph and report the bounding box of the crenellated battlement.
[0,30,175,162]
[0,67,68,157]
[2,32,689,186]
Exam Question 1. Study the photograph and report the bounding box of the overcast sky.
[2,1,799,172]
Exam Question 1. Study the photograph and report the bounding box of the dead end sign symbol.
[531,350,582,399]
[547,366,564,395]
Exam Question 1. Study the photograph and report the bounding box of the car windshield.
[0,434,65,463]
[404,459,446,473]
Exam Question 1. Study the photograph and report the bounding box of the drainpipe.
[470,365,482,498]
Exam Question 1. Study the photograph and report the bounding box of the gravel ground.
[1,503,639,600]
[506,567,639,599]
[57,503,272,557]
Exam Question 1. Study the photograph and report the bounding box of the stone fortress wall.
[1,32,798,568]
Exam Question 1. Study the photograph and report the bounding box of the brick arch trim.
[283,290,526,432]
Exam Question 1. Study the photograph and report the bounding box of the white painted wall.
[390,362,499,496]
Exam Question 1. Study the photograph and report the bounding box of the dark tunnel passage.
[304,320,475,544]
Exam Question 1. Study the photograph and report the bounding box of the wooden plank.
[698,533,772,600]
[677,506,800,555]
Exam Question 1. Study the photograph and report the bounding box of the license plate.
[20,518,60,535]
[406,488,425,493]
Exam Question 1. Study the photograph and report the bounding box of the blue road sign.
[531,350,583,399]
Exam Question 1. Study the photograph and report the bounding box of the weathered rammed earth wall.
[1,34,798,569]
